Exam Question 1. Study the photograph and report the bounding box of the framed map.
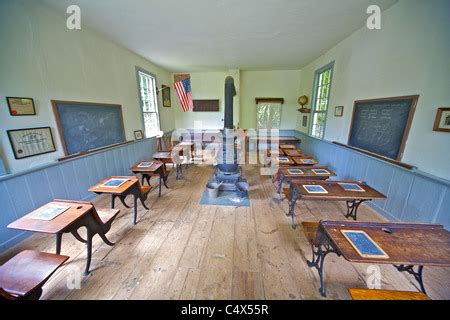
[7,127,56,159]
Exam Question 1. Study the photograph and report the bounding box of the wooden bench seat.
[96,208,121,225]
[349,288,429,300]
[301,221,319,245]
[0,250,69,300]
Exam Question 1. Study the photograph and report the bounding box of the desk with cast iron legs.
[129,161,168,197]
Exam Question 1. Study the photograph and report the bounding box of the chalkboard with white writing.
[52,100,126,156]
[348,96,418,160]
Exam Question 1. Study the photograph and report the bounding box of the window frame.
[135,66,161,138]
[308,61,335,139]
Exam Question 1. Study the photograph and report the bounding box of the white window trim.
[309,61,335,139]
[135,66,161,138]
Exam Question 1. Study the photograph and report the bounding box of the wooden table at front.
[7,201,115,275]
[129,161,168,197]
[286,180,386,227]
[89,176,149,225]
[307,220,450,297]
[276,166,336,194]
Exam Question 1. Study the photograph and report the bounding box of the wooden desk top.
[348,288,429,300]
[319,220,450,266]
[279,144,297,149]
[284,149,302,156]
[0,250,69,297]
[129,161,163,173]
[152,151,172,159]
[292,156,318,165]
[279,166,336,179]
[290,180,386,201]
[8,201,93,234]
[88,176,138,195]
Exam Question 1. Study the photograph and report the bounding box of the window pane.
[309,63,333,139]
[143,113,159,138]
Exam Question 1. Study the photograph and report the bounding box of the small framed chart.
[101,178,128,188]
[312,169,330,175]
[341,230,389,259]
[288,169,304,175]
[339,183,365,192]
[303,185,328,194]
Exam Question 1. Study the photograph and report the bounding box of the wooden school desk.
[285,180,386,227]
[292,156,318,166]
[8,200,119,275]
[283,149,302,157]
[89,176,151,225]
[304,220,450,297]
[152,151,184,180]
[276,166,336,194]
[129,161,168,197]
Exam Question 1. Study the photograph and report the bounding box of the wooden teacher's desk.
[8,200,119,275]
[89,176,151,225]
[305,220,450,297]
[285,180,386,227]
[129,161,168,197]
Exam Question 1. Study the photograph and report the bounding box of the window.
[309,62,334,139]
[136,67,160,138]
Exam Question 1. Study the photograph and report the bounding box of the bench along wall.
[292,130,450,230]
[0,138,156,251]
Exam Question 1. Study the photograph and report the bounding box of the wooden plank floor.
[1,164,449,300]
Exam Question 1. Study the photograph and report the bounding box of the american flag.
[173,78,193,112]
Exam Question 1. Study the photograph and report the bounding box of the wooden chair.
[157,135,174,152]
[348,288,429,300]
[0,250,69,300]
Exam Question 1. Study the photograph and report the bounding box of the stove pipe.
[224,76,236,130]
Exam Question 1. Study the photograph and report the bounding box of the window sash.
[137,69,160,138]
[309,63,334,139]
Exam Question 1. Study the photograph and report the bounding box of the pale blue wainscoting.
[0,138,157,251]
[291,131,450,230]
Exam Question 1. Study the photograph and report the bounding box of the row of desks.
[271,144,450,298]
[7,160,172,275]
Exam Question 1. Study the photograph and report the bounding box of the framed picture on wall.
[7,97,36,116]
[7,127,56,159]
[335,106,344,117]
[302,115,308,127]
[161,85,171,107]
[433,108,450,132]
[134,130,144,140]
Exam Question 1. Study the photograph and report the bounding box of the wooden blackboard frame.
[348,95,419,161]
[51,100,126,156]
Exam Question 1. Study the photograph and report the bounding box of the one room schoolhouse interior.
[1,0,449,302]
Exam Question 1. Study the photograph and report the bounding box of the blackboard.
[348,96,418,160]
[52,100,126,156]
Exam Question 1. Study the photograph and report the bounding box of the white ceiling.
[43,0,398,72]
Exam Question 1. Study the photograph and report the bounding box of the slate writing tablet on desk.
[341,230,389,259]
[312,169,330,175]
[300,159,314,164]
[137,162,154,168]
[279,157,290,162]
[303,185,328,194]
[288,169,304,175]
[339,183,365,192]
[31,205,70,221]
[101,178,128,188]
